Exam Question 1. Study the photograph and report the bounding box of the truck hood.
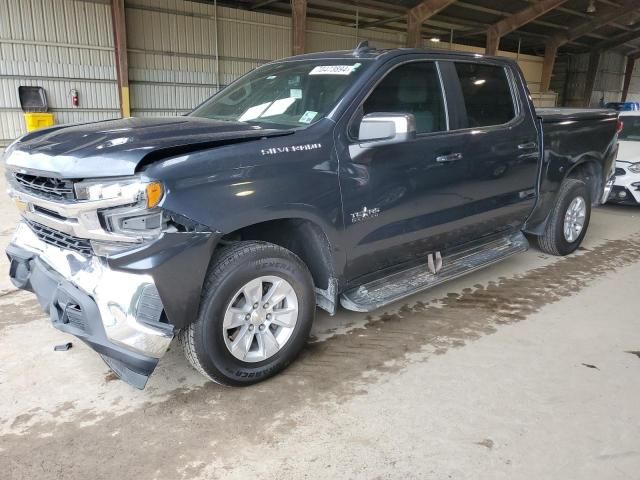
[3,116,294,178]
[617,140,640,163]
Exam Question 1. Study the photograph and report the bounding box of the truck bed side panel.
[524,110,618,232]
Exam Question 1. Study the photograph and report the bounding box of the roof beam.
[552,0,640,46]
[485,0,569,55]
[406,0,457,47]
[250,0,280,10]
[541,0,640,91]
[592,26,640,51]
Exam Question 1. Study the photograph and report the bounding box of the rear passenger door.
[440,61,541,241]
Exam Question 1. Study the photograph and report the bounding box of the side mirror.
[357,113,416,145]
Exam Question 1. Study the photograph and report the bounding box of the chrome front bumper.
[9,222,173,364]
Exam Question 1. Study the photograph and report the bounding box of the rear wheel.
[179,241,315,386]
[536,178,591,256]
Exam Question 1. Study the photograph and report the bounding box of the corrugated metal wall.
[0,0,119,145]
[125,0,291,117]
[4,0,611,145]
[560,51,640,107]
[628,64,640,103]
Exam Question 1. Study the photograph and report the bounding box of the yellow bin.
[24,112,55,132]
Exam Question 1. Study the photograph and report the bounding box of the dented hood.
[4,116,293,178]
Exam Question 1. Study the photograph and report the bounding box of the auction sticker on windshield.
[299,111,318,124]
[309,64,360,75]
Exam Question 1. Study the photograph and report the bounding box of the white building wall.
[0,0,119,145]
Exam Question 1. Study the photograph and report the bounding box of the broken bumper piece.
[6,222,174,389]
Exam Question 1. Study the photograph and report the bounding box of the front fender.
[107,232,220,329]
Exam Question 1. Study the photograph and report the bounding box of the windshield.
[190,60,370,129]
[620,116,640,141]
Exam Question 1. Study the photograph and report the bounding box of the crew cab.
[4,45,619,388]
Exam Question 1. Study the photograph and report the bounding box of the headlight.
[75,177,163,208]
[74,176,165,256]
[628,162,640,174]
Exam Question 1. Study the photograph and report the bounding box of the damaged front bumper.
[7,221,217,388]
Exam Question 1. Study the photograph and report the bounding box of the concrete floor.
[1,168,639,479]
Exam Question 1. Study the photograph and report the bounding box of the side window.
[454,63,515,128]
[361,62,446,134]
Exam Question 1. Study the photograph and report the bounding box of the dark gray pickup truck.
[4,45,619,388]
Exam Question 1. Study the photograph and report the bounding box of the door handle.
[435,152,463,163]
[517,141,537,150]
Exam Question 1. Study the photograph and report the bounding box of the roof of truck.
[275,46,510,65]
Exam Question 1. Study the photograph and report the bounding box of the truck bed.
[523,106,618,232]
[537,107,617,123]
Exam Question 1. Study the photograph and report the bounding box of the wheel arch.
[565,158,604,206]
[219,217,339,292]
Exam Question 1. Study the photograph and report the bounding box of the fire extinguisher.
[70,89,79,107]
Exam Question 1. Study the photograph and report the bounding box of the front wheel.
[536,178,591,256]
[179,241,315,386]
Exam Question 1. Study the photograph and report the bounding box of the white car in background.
[608,111,640,205]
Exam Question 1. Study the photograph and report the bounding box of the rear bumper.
[7,222,174,388]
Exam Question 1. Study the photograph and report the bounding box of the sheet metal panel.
[564,51,633,107]
[0,0,117,145]
[126,0,290,116]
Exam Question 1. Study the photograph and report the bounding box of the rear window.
[619,116,640,141]
[455,63,515,128]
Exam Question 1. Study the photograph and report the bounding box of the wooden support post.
[111,0,130,118]
[406,12,422,48]
[484,0,568,56]
[541,41,559,92]
[405,0,456,48]
[485,27,500,56]
[292,0,307,56]
[583,50,601,107]
[621,56,636,102]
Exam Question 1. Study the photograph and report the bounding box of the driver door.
[336,60,473,283]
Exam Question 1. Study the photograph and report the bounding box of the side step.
[340,231,529,312]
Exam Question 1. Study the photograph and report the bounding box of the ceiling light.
[430,37,440,43]
[586,0,596,14]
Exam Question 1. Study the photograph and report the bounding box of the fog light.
[619,191,628,199]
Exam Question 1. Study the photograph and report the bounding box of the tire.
[179,241,315,386]
[536,178,591,256]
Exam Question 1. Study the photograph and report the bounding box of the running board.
[340,232,529,312]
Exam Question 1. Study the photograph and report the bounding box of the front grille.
[615,167,626,176]
[13,173,75,200]
[26,220,92,256]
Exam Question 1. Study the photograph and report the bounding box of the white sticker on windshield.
[299,111,318,124]
[309,65,357,75]
[290,88,302,99]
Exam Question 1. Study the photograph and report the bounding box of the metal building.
[1,0,640,146]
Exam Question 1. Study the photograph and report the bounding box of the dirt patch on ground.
[0,290,44,333]
[2,236,640,479]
